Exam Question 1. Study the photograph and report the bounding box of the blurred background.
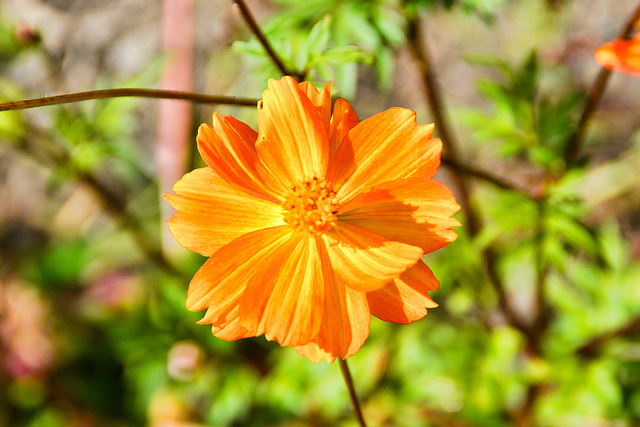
[1,0,640,426]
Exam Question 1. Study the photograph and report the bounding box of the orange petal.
[256,76,330,187]
[197,114,286,200]
[164,168,285,257]
[329,97,360,159]
[323,222,424,292]
[294,245,370,363]
[328,107,441,203]
[298,81,332,130]
[185,226,293,322]
[595,33,640,77]
[367,260,439,324]
[339,177,461,254]
[239,234,327,347]
[209,306,255,341]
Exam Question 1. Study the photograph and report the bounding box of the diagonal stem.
[441,156,538,199]
[0,88,259,112]
[564,0,640,166]
[406,16,478,236]
[232,0,302,80]
[339,359,368,427]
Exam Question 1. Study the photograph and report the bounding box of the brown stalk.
[232,0,302,80]
[406,14,532,339]
[339,359,368,427]
[441,157,538,199]
[564,1,640,166]
[0,88,258,112]
[577,313,640,357]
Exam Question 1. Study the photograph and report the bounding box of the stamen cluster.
[281,176,340,234]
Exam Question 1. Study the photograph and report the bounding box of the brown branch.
[564,1,640,166]
[339,359,368,427]
[576,313,640,357]
[532,201,550,335]
[441,157,538,199]
[406,16,479,236]
[406,13,533,341]
[232,0,302,80]
[0,88,259,112]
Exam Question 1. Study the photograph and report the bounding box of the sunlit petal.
[323,222,424,292]
[339,177,461,253]
[294,246,370,363]
[367,260,439,324]
[164,168,285,256]
[185,226,292,317]
[329,97,359,159]
[256,76,330,187]
[329,107,441,203]
[239,234,326,347]
[197,113,285,200]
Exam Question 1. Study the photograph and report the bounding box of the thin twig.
[576,313,640,357]
[441,157,538,199]
[232,0,301,80]
[0,88,259,112]
[564,1,640,166]
[338,359,368,427]
[532,200,550,335]
[406,13,532,338]
[406,16,479,235]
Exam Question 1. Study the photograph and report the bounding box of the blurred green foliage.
[1,1,640,427]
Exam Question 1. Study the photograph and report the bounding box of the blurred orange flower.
[595,32,640,77]
[164,76,460,363]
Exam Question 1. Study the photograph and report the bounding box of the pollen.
[281,177,340,234]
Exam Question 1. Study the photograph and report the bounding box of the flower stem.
[564,0,640,166]
[232,0,303,81]
[338,358,368,427]
[0,88,259,112]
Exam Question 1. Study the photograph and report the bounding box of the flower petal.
[256,76,330,187]
[323,222,424,292]
[185,226,293,320]
[595,33,640,77]
[164,168,285,257]
[294,246,370,363]
[298,81,332,130]
[205,306,254,341]
[339,177,460,254]
[239,234,327,347]
[197,114,286,200]
[367,260,439,324]
[328,107,441,203]
[329,97,359,158]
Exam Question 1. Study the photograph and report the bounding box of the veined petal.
[294,243,370,363]
[339,177,460,254]
[185,226,293,317]
[595,33,640,77]
[367,260,439,324]
[239,234,326,347]
[164,168,285,257]
[323,222,423,292]
[329,98,359,159]
[328,107,441,203]
[298,81,332,130]
[197,114,285,200]
[256,76,330,187]
[202,306,254,341]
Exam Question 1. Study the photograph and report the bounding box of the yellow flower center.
[281,177,340,234]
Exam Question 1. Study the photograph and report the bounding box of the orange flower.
[595,32,640,77]
[164,76,460,363]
